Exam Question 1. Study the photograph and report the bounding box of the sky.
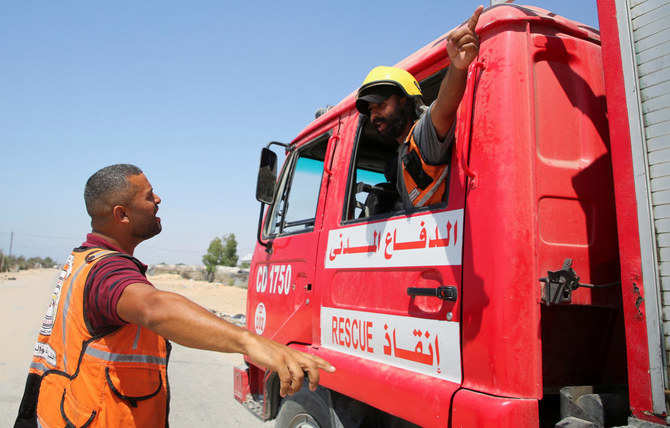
[0,1,600,266]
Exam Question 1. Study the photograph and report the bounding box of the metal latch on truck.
[540,258,620,305]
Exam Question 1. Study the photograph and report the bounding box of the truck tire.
[275,385,335,428]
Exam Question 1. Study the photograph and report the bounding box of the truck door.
[315,70,467,426]
[249,131,334,346]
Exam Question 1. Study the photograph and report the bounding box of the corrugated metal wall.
[629,0,670,411]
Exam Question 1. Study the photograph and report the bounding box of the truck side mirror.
[256,148,278,205]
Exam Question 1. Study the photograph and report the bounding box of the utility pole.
[9,231,13,258]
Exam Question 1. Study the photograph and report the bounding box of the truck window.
[345,69,448,221]
[266,135,328,235]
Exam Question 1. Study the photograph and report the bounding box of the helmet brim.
[356,93,391,115]
[355,85,401,115]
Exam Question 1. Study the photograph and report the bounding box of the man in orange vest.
[355,6,483,209]
[15,164,335,427]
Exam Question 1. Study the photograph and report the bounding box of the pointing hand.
[447,5,484,70]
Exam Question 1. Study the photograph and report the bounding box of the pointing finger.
[313,356,336,373]
[302,356,335,391]
[468,5,484,32]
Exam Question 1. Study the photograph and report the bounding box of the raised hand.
[446,5,484,70]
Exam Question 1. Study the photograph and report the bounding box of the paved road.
[0,269,273,427]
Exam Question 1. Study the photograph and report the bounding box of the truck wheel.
[275,386,334,428]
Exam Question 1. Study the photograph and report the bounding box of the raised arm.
[431,5,483,140]
[117,282,335,397]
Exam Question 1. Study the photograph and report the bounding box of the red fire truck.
[234,1,670,426]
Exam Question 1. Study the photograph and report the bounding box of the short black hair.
[84,164,143,218]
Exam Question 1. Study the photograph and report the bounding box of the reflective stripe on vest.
[60,260,88,373]
[84,346,167,365]
[132,326,141,350]
[29,361,50,374]
[401,122,449,207]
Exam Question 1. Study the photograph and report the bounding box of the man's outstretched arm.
[117,282,335,397]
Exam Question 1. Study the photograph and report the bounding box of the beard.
[131,216,162,240]
[373,104,411,142]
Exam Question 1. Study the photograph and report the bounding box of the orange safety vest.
[15,247,169,428]
[401,122,449,207]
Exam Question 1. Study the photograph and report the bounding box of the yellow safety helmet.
[355,66,422,115]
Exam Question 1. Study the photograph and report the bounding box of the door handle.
[407,286,458,301]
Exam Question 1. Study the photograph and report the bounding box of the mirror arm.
[256,203,273,253]
[267,140,289,150]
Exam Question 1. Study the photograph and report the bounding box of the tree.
[221,234,239,267]
[203,233,239,276]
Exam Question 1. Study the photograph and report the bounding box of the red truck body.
[235,3,670,427]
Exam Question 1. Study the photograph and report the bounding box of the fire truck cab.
[234,2,670,427]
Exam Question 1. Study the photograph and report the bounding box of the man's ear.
[112,205,130,224]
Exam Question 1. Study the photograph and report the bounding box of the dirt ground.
[149,273,249,320]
